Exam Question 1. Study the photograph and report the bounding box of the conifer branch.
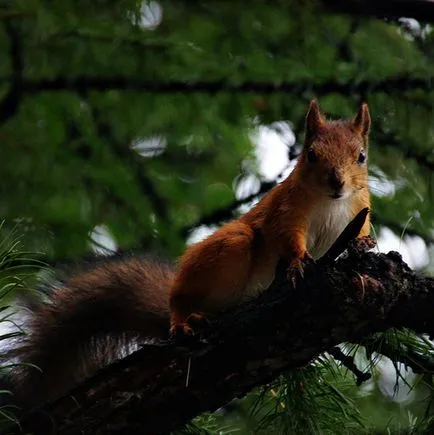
[362,334,434,375]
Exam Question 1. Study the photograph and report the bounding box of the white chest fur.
[244,198,353,298]
[307,198,352,260]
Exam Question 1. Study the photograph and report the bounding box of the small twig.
[180,179,276,237]
[180,158,299,238]
[185,357,191,388]
[328,346,372,386]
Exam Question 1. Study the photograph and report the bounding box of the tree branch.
[86,104,169,222]
[14,74,434,97]
[328,347,372,386]
[13,233,434,434]
[0,20,23,124]
[322,0,434,23]
[180,178,277,238]
[181,177,434,246]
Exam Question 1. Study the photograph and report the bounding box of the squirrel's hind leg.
[169,222,255,335]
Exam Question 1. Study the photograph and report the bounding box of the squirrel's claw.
[169,312,207,338]
[287,252,314,287]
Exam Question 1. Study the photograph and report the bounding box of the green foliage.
[177,355,377,435]
[249,359,365,434]
[0,0,434,433]
[0,223,45,429]
[0,0,433,260]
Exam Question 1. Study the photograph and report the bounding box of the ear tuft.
[352,103,371,136]
[305,100,325,136]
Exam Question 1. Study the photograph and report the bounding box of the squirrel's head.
[297,100,371,201]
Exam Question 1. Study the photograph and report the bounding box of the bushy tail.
[2,256,174,409]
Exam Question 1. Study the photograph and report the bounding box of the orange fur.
[170,101,372,334]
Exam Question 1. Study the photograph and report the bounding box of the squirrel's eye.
[358,150,366,164]
[307,148,317,163]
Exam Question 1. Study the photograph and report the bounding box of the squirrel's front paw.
[286,252,314,287]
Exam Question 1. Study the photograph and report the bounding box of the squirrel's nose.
[328,168,344,191]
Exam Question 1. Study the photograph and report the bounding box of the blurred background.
[1,0,434,433]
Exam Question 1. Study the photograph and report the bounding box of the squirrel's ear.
[352,103,371,137]
[305,100,325,137]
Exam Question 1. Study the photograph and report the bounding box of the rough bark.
[12,238,434,435]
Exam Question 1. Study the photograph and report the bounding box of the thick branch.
[14,244,434,434]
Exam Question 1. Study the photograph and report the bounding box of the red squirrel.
[169,100,371,334]
[3,100,371,408]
